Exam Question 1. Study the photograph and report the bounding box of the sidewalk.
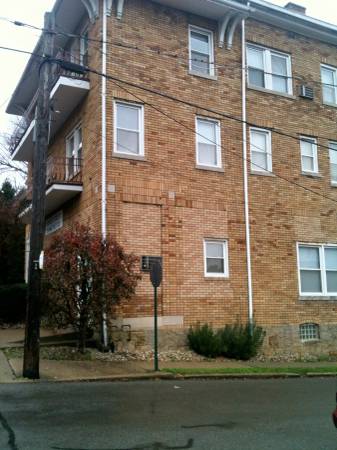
[1,328,337,383]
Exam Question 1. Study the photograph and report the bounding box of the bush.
[0,284,27,324]
[187,323,221,358]
[188,322,265,360]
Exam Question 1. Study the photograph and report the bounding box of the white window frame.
[195,117,222,169]
[113,101,144,157]
[246,43,293,95]
[299,323,320,342]
[45,211,63,236]
[321,64,337,105]
[188,25,215,77]
[203,239,229,278]
[249,127,272,173]
[300,136,318,174]
[329,141,337,186]
[66,124,82,179]
[80,27,89,66]
[297,243,337,296]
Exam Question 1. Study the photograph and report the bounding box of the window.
[249,128,272,173]
[300,137,318,174]
[196,118,221,168]
[329,142,337,185]
[297,244,337,295]
[321,65,337,105]
[299,323,320,341]
[247,44,292,95]
[45,211,63,235]
[204,240,228,277]
[189,26,214,76]
[80,29,89,66]
[114,102,144,156]
[66,125,82,178]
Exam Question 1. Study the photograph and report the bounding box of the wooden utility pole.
[23,12,55,379]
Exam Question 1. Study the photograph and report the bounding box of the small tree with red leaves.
[43,224,140,352]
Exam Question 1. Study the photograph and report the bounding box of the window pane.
[248,68,265,87]
[247,47,264,69]
[117,129,139,154]
[271,54,287,75]
[191,31,209,55]
[251,150,268,171]
[322,67,334,85]
[325,248,337,270]
[117,104,139,130]
[301,140,314,157]
[299,247,320,269]
[300,270,322,293]
[207,258,224,274]
[198,120,216,144]
[302,155,314,172]
[198,144,217,165]
[272,75,287,93]
[251,131,267,151]
[327,271,337,292]
[191,52,210,74]
[330,144,337,162]
[206,242,223,258]
[331,163,337,183]
[323,86,336,104]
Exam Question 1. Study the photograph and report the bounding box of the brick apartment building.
[7,0,337,356]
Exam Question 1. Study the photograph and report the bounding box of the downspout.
[101,0,108,348]
[241,9,254,327]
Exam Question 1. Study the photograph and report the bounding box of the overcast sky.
[0,0,337,183]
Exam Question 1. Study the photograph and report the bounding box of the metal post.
[154,286,159,372]
[23,12,55,379]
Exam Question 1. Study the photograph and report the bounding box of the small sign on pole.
[150,261,162,372]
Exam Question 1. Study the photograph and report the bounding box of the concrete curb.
[3,371,337,384]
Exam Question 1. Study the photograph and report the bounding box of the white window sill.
[250,170,275,177]
[204,274,229,279]
[331,181,337,187]
[196,164,224,173]
[247,84,296,100]
[113,153,147,162]
[323,101,337,109]
[301,171,322,178]
[301,339,320,344]
[189,70,217,81]
[299,296,337,301]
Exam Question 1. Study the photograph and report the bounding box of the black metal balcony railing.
[46,156,83,187]
[10,51,89,155]
[25,156,83,202]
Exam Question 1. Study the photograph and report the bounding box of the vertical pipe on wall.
[101,0,108,348]
[241,12,254,326]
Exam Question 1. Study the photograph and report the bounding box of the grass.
[162,367,337,376]
[3,346,92,361]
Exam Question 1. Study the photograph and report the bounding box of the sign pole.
[154,285,159,372]
[150,261,162,372]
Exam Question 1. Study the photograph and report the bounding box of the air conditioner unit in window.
[300,85,314,100]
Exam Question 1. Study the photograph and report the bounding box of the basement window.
[45,211,63,235]
[299,323,320,341]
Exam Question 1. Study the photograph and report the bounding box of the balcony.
[20,156,83,224]
[12,52,90,162]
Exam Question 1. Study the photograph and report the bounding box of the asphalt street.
[0,378,336,450]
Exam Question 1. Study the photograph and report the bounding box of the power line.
[2,43,337,204]
[2,16,337,89]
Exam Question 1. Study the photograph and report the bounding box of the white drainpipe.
[101,0,108,347]
[241,13,254,326]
